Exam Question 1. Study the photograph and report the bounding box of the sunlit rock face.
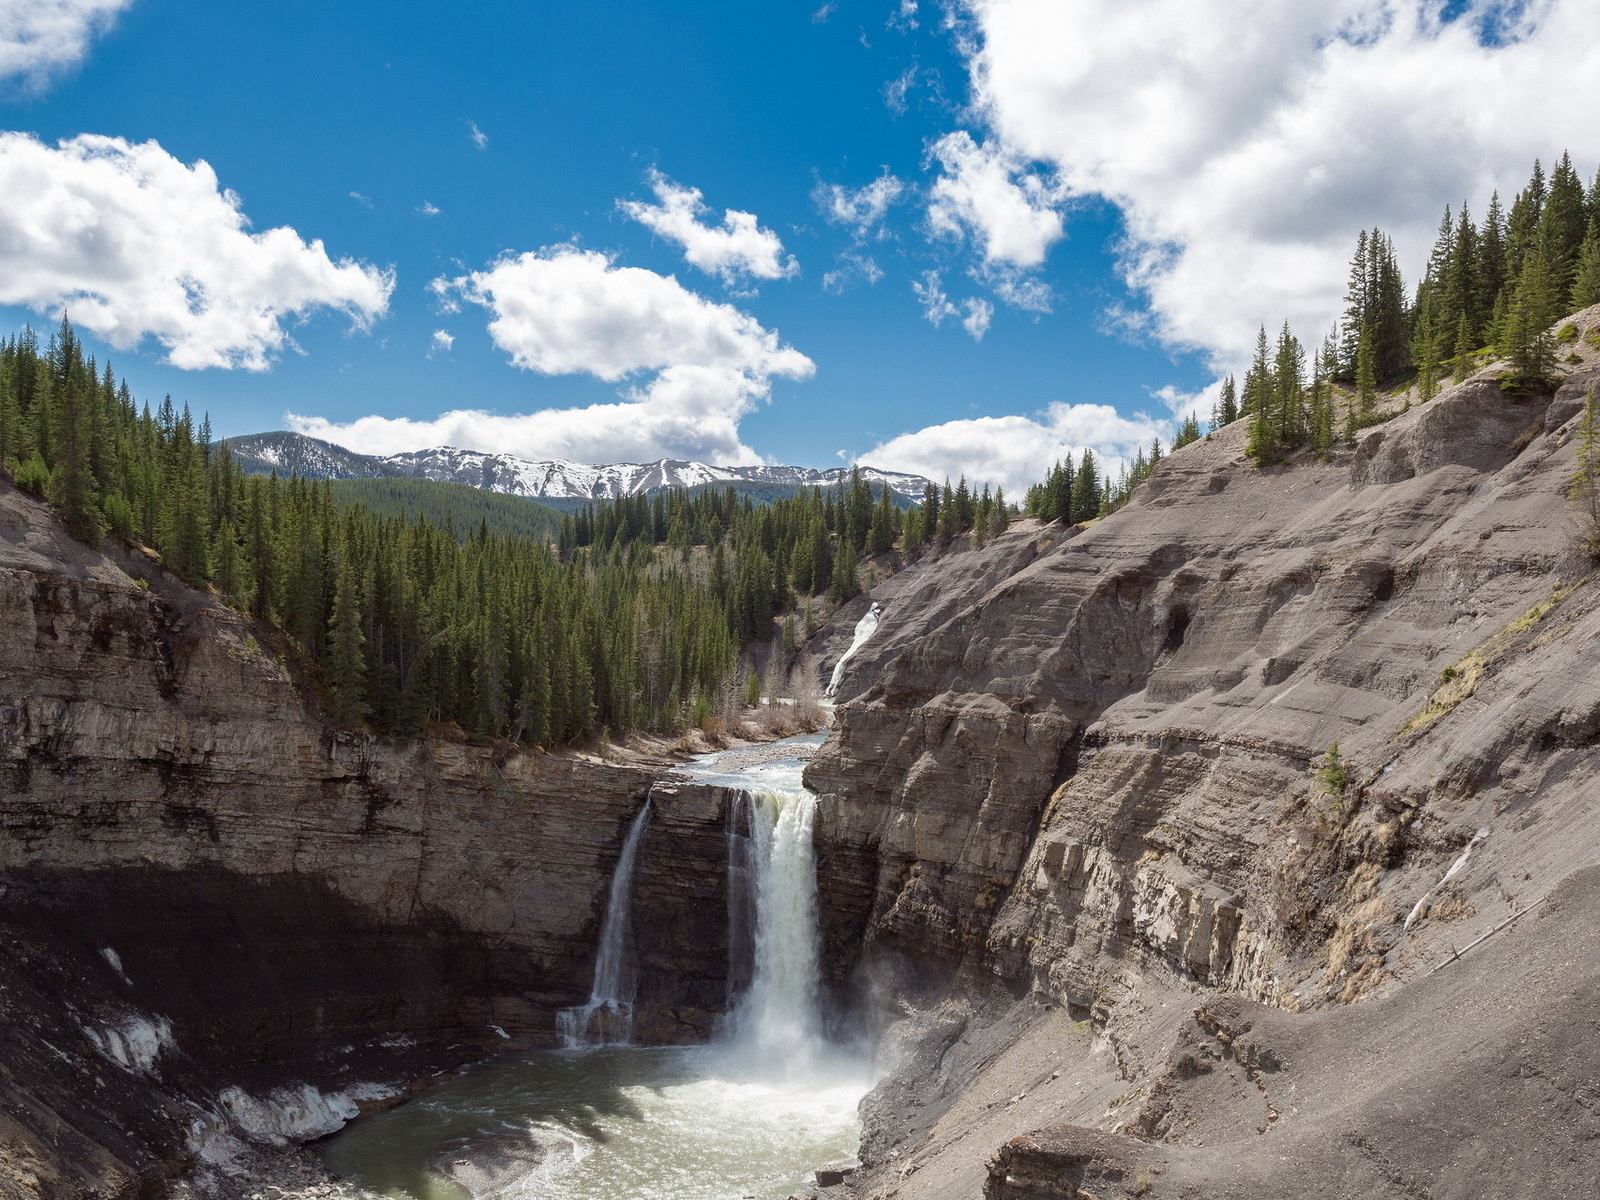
[807,366,1600,1198]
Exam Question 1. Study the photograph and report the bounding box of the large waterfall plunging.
[555,801,651,1047]
[722,786,824,1065]
[321,732,869,1200]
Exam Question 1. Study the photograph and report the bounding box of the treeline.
[1236,151,1600,467]
[557,470,1018,640]
[0,320,736,744]
[323,476,565,542]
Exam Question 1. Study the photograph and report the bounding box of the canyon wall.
[807,329,1600,1197]
[0,483,734,1196]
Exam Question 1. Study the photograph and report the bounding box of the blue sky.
[0,0,1596,492]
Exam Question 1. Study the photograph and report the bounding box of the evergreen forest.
[3,152,1597,749]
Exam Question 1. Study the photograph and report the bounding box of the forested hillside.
[0,324,739,745]
[1020,152,1600,520]
[1231,151,1600,468]
[326,477,565,542]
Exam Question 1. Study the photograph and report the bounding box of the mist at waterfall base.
[320,732,871,1200]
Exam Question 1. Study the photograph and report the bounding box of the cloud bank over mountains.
[8,0,1600,492]
[293,245,813,466]
[865,0,1600,490]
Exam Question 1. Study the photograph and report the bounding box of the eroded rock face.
[0,481,731,1194]
[809,363,1600,1197]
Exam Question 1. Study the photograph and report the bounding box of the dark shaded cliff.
[805,314,1600,1197]
[0,481,736,1196]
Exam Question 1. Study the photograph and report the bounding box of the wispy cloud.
[912,270,992,340]
[416,200,441,216]
[815,170,905,239]
[812,1,836,23]
[0,0,132,89]
[466,119,488,150]
[883,63,918,114]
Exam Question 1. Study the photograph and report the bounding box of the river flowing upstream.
[320,731,871,1200]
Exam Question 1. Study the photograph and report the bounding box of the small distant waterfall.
[557,802,652,1048]
[825,603,883,698]
[722,786,825,1065]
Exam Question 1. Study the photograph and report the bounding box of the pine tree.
[1273,322,1305,449]
[326,553,369,726]
[46,363,103,547]
[1354,320,1379,422]
[1218,374,1239,426]
[1477,191,1509,328]
[1506,158,1547,281]
[1243,326,1274,464]
[1538,151,1589,298]
[1500,248,1560,386]
[1569,384,1600,558]
[1571,216,1600,311]
[1069,450,1099,523]
[1339,229,1370,376]
[1450,312,1475,382]
[1412,288,1439,403]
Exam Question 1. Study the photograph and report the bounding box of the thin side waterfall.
[556,801,652,1048]
[722,784,825,1069]
[825,602,883,698]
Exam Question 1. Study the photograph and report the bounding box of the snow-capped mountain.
[220,432,933,502]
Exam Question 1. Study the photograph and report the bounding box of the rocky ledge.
[806,334,1600,1197]
[0,479,743,1196]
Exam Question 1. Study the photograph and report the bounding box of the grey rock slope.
[806,319,1600,1198]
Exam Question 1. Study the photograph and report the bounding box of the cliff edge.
[807,326,1600,1197]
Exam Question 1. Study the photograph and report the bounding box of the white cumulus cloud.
[0,0,130,87]
[294,246,813,465]
[621,170,798,287]
[955,0,1600,365]
[427,329,453,357]
[0,133,393,370]
[926,129,1065,270]
[865,400,1174,495]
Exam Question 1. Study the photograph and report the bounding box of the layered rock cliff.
[5,310,1600,1199]
[0,483,738,1196]
[805,316,1600,1198]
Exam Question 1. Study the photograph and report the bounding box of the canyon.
[3,312,1600,1197]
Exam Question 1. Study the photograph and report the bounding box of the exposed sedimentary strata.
[806,338,1600,1196]
[0,483,740,1195]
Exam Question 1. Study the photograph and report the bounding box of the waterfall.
[556,802,652,1048]
[722,785,825,1067]
[825,602,883,698]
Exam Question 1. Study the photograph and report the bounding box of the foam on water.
[321,732,869,1200]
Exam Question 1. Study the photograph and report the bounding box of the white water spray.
[557,802,652,1047]
[826,602,882,698]
[723,787,825,1065]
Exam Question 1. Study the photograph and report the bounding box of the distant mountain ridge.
[220,431,934,502]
